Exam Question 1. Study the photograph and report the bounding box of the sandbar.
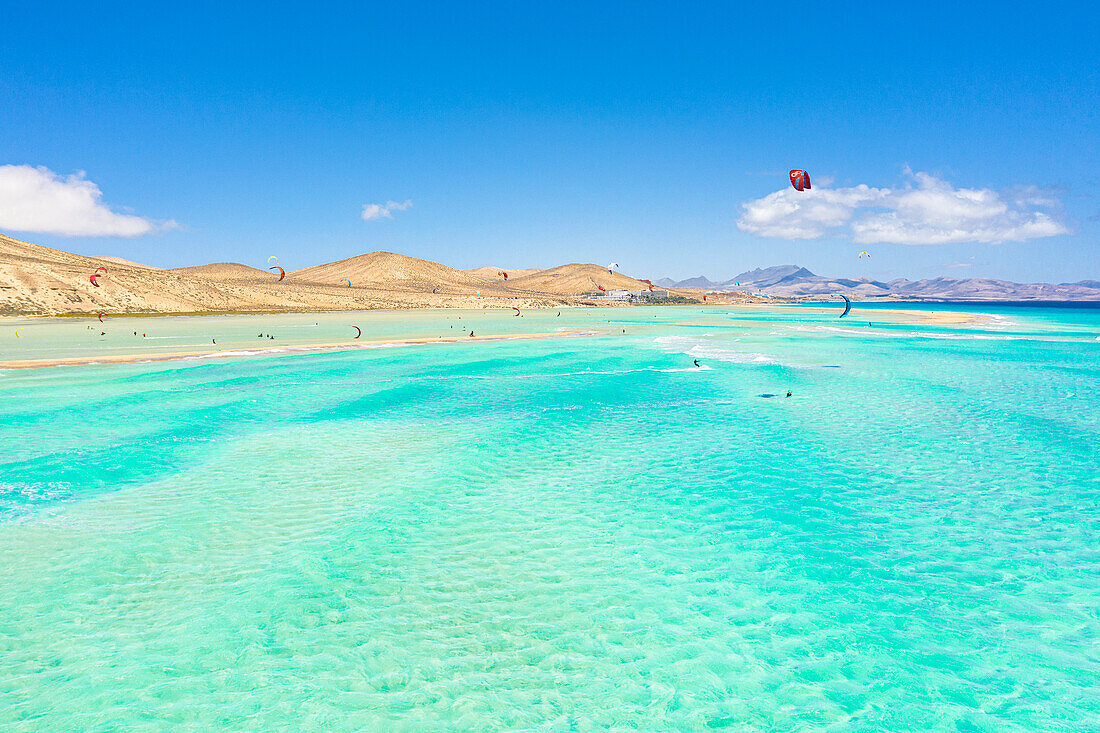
[0,330,597,370]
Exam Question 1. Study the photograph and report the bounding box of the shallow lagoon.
[2,305,1098,729]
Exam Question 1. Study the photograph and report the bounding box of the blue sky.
[1,1,1097,282]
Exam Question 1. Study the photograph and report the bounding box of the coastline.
[698,303,1002,326]
[0,303,1032,371]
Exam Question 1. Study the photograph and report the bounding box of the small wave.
[911,332,1021,341]
[653,335,777,365]
[416,364,711,382]
[801,325,870,335]
[651,365,713,372]
[0,481,67,503]
[184,348,290,360]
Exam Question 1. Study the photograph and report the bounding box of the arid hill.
[0,233,281,314]
[508,264,653,295]
[170,262,273,281]
[290,251,511,294]
[0,235,621,315]
[463,266,543,280]
[93,256,162,270]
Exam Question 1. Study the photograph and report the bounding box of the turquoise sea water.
[2,305,1098,730]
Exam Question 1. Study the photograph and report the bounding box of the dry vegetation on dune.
[0,234,696,315]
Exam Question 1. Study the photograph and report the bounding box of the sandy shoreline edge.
[0,329,598,370]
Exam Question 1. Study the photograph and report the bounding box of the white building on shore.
[582,289,670,302]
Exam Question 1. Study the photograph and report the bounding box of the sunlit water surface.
[2,305,1098,730]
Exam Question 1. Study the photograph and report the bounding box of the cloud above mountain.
[361,199,412,221]
[737,170,1068,245]
[0,164,176,237]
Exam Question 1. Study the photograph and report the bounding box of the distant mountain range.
[656,265,1100,300]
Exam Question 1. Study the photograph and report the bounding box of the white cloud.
[737,170,1068,245]
[737,184,885,239]
[361,199,412,221]
[0,165,176,237]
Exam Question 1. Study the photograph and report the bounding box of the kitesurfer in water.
[693,359,700,367]
[469,331,475,337]
[786,391,792,398]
